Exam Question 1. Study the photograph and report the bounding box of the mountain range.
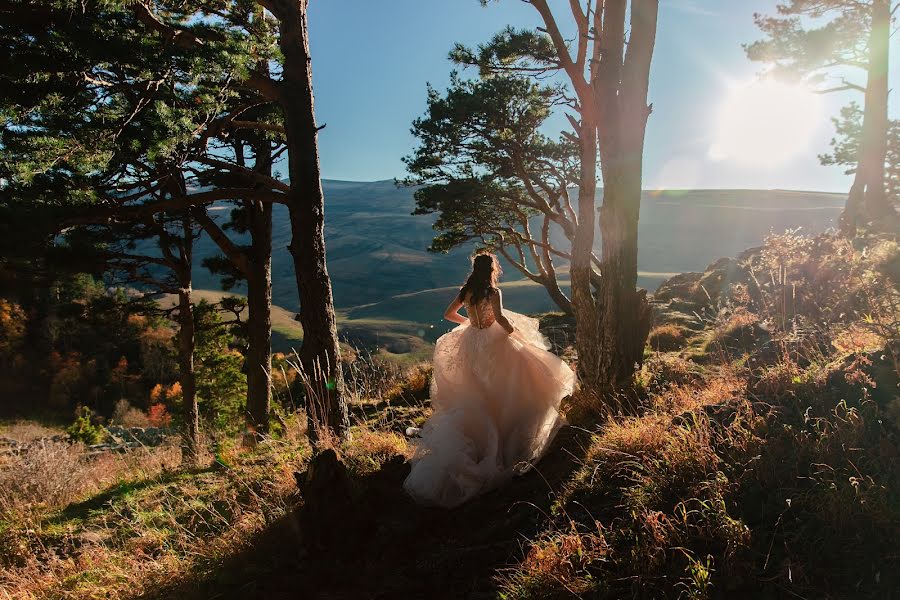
[188,180,846,358]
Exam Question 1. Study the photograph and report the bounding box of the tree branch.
[192,209,253,277]
[195,156,290,192]
[531,0,591,99]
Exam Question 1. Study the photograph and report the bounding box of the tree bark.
[538,214,574,315]
[244,198,273,440]
[570,115,602,387]
[592,0,657,395]
[535,0,602,387]
[273,0,349,443]
[175,217,200,465]
[841,0,894,234]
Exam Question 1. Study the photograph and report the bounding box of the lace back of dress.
[464,291,496,329]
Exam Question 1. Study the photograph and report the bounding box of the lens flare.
[709,79,823,168]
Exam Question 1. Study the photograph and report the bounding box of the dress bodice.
[464,292,496,329]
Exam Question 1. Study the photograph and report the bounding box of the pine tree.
[451,1,659,401]
[113,0,351,441]
[0,0,283,458]
[404,73,581,315]
[821,103,900,213]
[0,0,346,444]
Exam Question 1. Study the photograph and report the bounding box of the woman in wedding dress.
[403,253,576,508]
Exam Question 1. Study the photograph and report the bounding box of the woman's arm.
[489,288,515,334]
[443,293,467,325]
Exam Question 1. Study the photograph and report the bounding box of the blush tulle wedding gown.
[403,294,576,508]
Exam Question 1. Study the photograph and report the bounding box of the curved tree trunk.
[841,0,894,234]
[543,275,573,315]
[275,0,349,443]
[538,214,574,315]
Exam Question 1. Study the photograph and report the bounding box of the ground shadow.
[47,465,220,526]
[137,426,592,600]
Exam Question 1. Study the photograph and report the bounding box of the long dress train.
[403,298,576,508]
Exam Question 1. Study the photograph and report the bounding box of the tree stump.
[295,448,357,547]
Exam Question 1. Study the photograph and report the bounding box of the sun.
[709,79,823,168]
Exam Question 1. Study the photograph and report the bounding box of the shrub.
[65,408,106,445]
[147,403,172,427]
[112,399,150,428]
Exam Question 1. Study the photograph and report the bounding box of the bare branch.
[531,0,591,99]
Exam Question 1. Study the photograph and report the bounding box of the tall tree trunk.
[176,218,200,465]
[245,199,273,440]
[571,114,602,388]
[275,0,349,443]
[243,132,274,443]
[593,0,657,396]
[841,0,894,233]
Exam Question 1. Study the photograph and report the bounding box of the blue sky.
[307,0,899,192]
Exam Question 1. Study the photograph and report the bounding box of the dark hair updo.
[459,253,501,304]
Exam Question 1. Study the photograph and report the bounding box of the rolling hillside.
[188,181,846,355]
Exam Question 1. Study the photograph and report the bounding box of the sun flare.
[709,79,823,168]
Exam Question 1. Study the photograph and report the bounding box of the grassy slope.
[160,289,433,360]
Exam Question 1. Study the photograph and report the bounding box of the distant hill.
[188,181,846,355]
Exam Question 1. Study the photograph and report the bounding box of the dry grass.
[650,367,744,414]
[0,440,181,516]
[0,421,63,443]
[382,362,432,405]
[647,324,688,352]
[505,397,757,599]
[341,427,409,476]
[501,234,900,600]
[499,525,609,598]
[0,434,307,600]
[704,308,766,357]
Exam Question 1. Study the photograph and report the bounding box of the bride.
[403,253,576,508]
